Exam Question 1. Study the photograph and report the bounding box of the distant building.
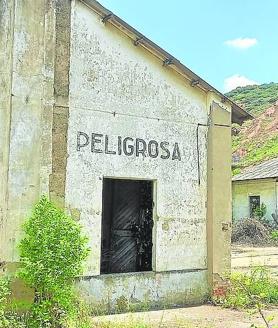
[233,158,278,221]
[1,0,251,312]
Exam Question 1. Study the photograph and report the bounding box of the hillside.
[232,102,278,174]
[226,82,278,116]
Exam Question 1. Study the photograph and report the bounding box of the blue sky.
[99,0,278,93]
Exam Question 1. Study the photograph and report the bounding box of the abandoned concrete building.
[0,0,251,311]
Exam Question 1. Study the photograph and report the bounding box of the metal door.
[101,179,153,274]
[109,180,141,273]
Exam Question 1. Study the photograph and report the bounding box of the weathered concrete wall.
[233,179,277,221]
[206,99,232,293]
[66,0,208,276]
[65,0,210,306]
[0,0,14,260]
[77,270,208,313]
[0,0,233,311]
[49,0,71,208]
[0,0,55,263]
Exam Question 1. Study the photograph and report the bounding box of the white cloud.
[224,74,258,92]
[224,37,258,49]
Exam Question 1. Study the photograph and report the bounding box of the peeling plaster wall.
[66,0,209,305]
[0,0,55,262]
[206,100,232,291]
[77,270,208,313]
[0,0,14,257]
[233,179,277,221]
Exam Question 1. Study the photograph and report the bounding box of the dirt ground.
[92,246,278,327]
[92,305,278,328]
[232,245,278,277]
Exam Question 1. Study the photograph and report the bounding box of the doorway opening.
[100,178,154,274]
[249,195,260,217]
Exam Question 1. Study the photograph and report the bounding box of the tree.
[18,196,90,327]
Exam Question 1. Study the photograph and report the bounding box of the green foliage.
[0,277,10,311]
[0,277,27,328]
[226,82,278,116]
[232,167,241,176]
[252,203,271,228]
[230,83,278,171]
[253,203,267,220]
[221,266,278,327]
[233,134,278,173]
[239,135,278,167]
[18,196,89,293]
[0,277,11,327]
[222,267,278,309]
[270,230,278,241]
[17,196,90,328]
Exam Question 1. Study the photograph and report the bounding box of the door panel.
[101,179,153,274]
[110,180,141,273]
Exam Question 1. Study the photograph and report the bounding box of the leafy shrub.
[271,230,278,241]
[0,277,27,328]
[17,196,90,327]
[223,267,278,309]
[0,277,10,311]
[0,277,11,327]
[232,167,241,176]
[253,203,267,220]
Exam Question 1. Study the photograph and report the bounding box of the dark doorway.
[101,178,153,274]
[249,195,260,217]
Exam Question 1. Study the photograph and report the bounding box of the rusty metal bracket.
[134,37,144,46]
[190,79,199,87]
[163,57,174,66]
[102,13,113,23]
[221,96,227,103]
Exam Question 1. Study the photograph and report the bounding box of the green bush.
[253,203,267,220]
[223,267,278,309]
[17,196,90,327]
[226,82,278,115]
[0,277,26,328]
[232,167,241,176]
[270,230,278,241]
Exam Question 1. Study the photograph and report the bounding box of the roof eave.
[231,103,254,125]
[80,0,253,125]
[233,176,278,182]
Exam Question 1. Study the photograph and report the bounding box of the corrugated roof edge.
[232,157,278,181]
[233,175,278,182]
[80,0,253,125]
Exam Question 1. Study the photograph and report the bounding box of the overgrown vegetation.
[270,230,278,241]
[0,277,27,327]
[216,267,278,328]
[228,82,278,174]
[253,203,267,222]
[226,82,278,116]
[18,196,90,327]
[222,267,278,309]
[228,200,278,326]
[0,196,90,328]
[232,134,278,175]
